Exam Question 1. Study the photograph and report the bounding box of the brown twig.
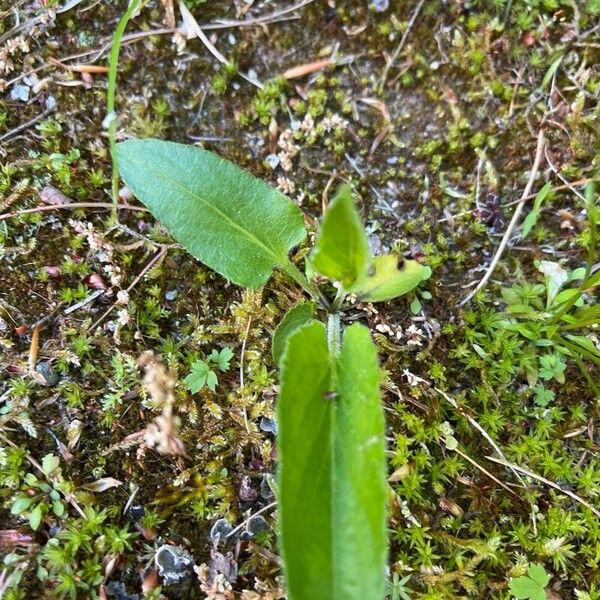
[485,455,600,518]
[435,387,527,487]
[89,247,168,332]
[453,447,519,497]
[47,57,109,73]
[459,129,546,306]
[501,177,594,207]
[377,0,426,91]
[0,105,56,144]
[0,202,148,222]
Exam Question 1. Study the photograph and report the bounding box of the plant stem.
[281,261,331,310]
[330,287,346,313]
[327,312,341,358]
[107,0,143,222]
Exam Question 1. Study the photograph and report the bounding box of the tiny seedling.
[508,563,550,600]
[116,138,431,600]
[185,347,234,393]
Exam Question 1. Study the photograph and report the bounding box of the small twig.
[501,178,594,207]
[179,1,263,89]
[225,501,277,539]
[89,247,167,332]
[0,202,148,222]
[377,0,426,91]
[211,0,314,28]
[459,129,546,306]
[28,324,41,377]
[64,290,105,315]
[435,387,527,488]
[47,57,109,73]
[239,316,252,433]
[0,105,56,144]
[453,446,519,498]
[485,455,600,518]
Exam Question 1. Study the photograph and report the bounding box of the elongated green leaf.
[278,321,333,599]
[116,139,306,288]
[521,181,552,239]
[334,323,387,599]
[271,301,316,364]
[353,255,430,302]
[278,321,387,600]
[311,185,371,289]
[540,56,563,90]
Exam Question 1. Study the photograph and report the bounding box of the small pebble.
[210,518,233,542]
[10,85,30,102]
[35,361,59,387]
[369,0,389,12]
[265,154,280,169]
[165,290,178,301]
[259,416,277,435]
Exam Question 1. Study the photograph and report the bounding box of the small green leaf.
[311,185,371,289]
[271,301,316,364]
[185,361,210,393]
[508,565,549,600]
[540,56,563,90]
[29,504,43,530]
[41,454,60,476]
[522,182,552,240]
[206,370,218,392]
[527,564,550,588]
[210,347,234,372]
[52,499,65,517]
[11,496,35,515]
[410,298,422,315]
[353,255,430,302]
[116,139,306,289]
[533,384,555,407]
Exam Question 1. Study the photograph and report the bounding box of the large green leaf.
[353,255,431,302]
[278,321,333,599]
[116,139,306,289]
[271,301,316,365]
[278,321,387,600]
[334,323,387,599]
[310,185,371,289]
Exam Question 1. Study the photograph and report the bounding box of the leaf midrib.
[142,153,292,267]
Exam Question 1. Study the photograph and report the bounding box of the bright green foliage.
[278,321,333,598]
[538,353,566,384]
[278,321,387,600]
[185,348,233,393]
[271,301,315,364]
[116,139,307,288]
[334,324,387,599]
[209,347,234,372]
[352,255,431,302]
[508,563,550,600]
[521,182,552,239]
[311,185,372,289]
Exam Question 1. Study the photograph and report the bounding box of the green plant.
[508,563,550,600]
[106,0,144,218]
[184,347,233,393]
[495,186,599,393]
[115,138,431,599]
